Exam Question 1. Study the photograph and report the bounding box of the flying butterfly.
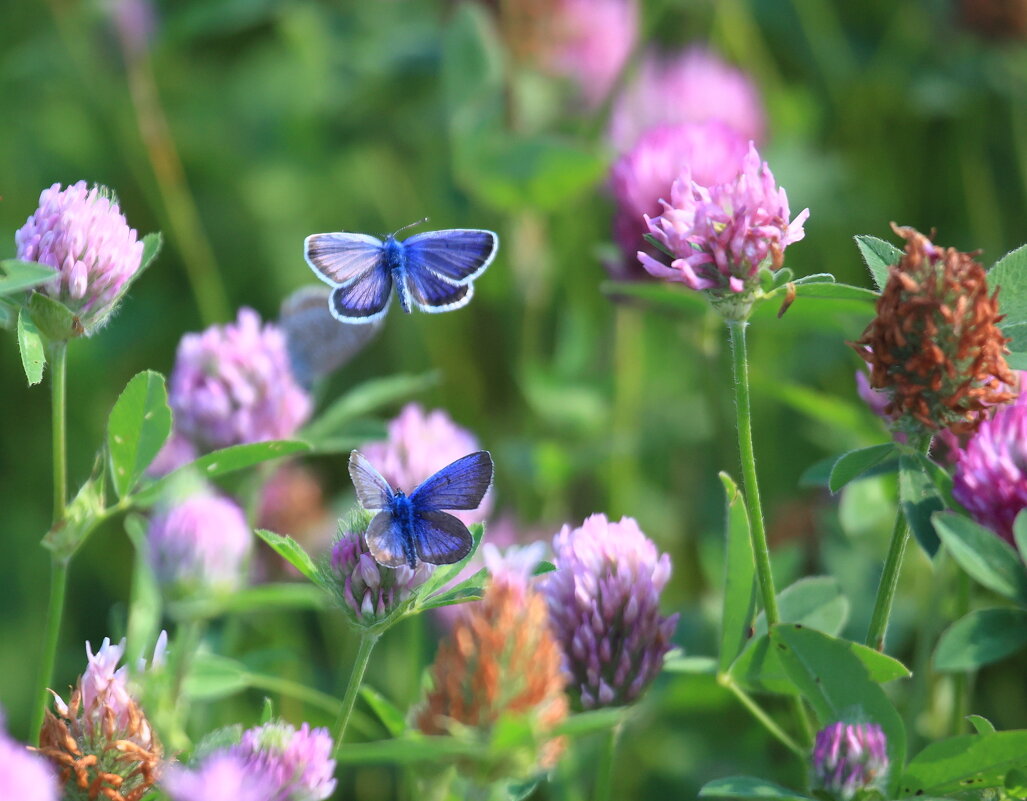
[348,449,494,569]
[303,220,498,324]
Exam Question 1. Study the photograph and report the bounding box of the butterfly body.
[304,224,498,324]
[349,450,494,569]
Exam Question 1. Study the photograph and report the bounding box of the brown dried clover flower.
[417,569,568,780]
[853,224,1017,435]
[36,687,162,801]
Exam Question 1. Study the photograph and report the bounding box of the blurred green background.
[3,0,1027,798]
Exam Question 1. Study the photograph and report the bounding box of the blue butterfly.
[348,449,494,569]
[303,221,499,324]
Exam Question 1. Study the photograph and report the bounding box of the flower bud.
[811,722,889,801]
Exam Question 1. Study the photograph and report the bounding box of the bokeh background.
[3,0,1027,797]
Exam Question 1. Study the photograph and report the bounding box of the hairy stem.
[333,632,380,758]
[865,511,910,651]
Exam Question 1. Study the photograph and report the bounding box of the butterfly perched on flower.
[349,449,494,569]
[303,221,499,324]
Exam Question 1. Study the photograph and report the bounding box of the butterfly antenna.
[393,217,430,237]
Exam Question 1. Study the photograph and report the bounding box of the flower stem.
[594,722,623,801]
[723,676,805,759]
[333,631,380,757]
[727,320,779,624]
[950,570,971,736]
[865,510,910,651]
[31,342,70,744]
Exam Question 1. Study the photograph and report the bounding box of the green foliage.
[699,776,812,800]
[933,512,1027,604]
[719,472,757,673]
[107,371,173,499]
[854,235,902,291]
[899,453,946,557]
[829,444,897,493]
[16,308,44,385]
[934,609,1027,672]
[897,730,1027,798]
[0,259,58,296]
[255,528,323,586]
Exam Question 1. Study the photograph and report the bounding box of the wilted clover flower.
[0,709,59,801]
[610,120,749,276]
[147,491,252,595]
[363,403,490,525]
[15,181,145,335]
[609,47,765,152]
[169,308,312,451]
[163,753,267,801]
[233,720,336,801]
[953,394,1027,546]
[37,635,166,801]
[326,518,433,626]
[544,514,677,709]
[416,561,568,781]
[638,144,809,318]
[811,722,889,801]
[853,225,1016,435]
[501,0,638,108]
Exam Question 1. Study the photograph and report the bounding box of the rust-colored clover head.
[853,224,1017,436]
[416,563,568,782]
[36,637,164,801]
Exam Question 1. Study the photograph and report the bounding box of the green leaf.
[301,372,440,445]
[184,653,251,700]
[361,686,407,737]
[791,272,835,286]
[790,282,878,302]
[1014,510,1027,562]
[86,233,163,332]
[663,651,718,674]
[719,473,757,673]
[42,475,107,559]
[334,735,487,765]
[897,730,1027,798]
[419,567,488,611]
[933,512,1027,603]
[107,371,173,499]
[17,309,45,385]
[900,454,945,557]
[699,776,812,800]
[988,243,1027,331]
[770,624,906,792]
[123,515,162,670]
[255,529,321,585]
[416,524,486,601]
[167,583,328,620]
[29,291,80,340]
[854,235,902,291]
[933,608,1027,671]
[828,444,897,492]
[533,560,556,576]
[753,576,850,639]
[552,707,626,737]
[133,440,311,505]
[1006,767,1027,796]
[967,715,996,735]
[0,259,59,296]
[139,232,163,275]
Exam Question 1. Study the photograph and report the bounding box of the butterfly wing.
[412,510,474,565]
[349,450,394,510]
[329,265,393,324]
[404,267,474,313]
[279,285,383,386]
[364,510,410,568]
[409,451,494,511]
[304,233,385,287]
[402,229,498,285]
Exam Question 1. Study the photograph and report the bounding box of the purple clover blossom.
[609,47,766,153]
[362,403,490,525]
[610,120,749,276]
[169,308,312,452]
[0,710,59,801]
[329,527,433,624]
[163,753,269,801]
[543,514,678,709]
[147,492,252,593]
[953,393,1027,547]
[812,722,889,800]
[638,144,809,315]
[15,181,145,333]
[232,721,336,801]
[70,632,167,732]
[539,0,639,108]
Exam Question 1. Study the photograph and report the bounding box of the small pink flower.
[0,710,59,801]
[638,144,808,301]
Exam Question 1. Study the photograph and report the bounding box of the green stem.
[727,321,778,624]
[865,510,910,651]
[950,570,971,736]
[723,677,805,759]
[594,723,623,801]
[333,631,380,758]
[31,342,70,744]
